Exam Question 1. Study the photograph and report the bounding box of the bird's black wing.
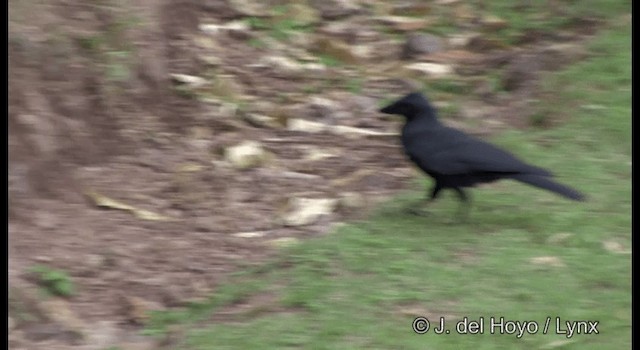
[405,128,552,177]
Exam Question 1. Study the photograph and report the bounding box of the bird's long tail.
[511,174,585,201]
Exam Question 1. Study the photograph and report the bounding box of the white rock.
[199,21,251,35]
[403,62,454,77]
[243,113,282,128]
[269,237,300,248]
[232,231,267,238]
[170,73,208,88]
[282,198,338,226]
[303,62,327,72]
[225,141,268,170]
[304,147,337,161]
[448,33,480,48]
[287,119,328,133]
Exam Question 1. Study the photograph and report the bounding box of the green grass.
[426,0,630,45]
[317,54,343,68]
[244,4,315,42]
[30,265,75,297]
[147,14,630,350]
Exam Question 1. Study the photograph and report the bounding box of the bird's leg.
[406,184,442,216]
[451,188,471,223]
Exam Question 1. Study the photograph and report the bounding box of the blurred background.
[9,1,631,349]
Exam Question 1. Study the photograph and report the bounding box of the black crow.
[379,92,585,220]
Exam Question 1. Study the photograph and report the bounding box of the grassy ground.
[146,10,631,350]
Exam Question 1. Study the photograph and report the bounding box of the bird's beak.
[379,107,391,114]
[379,104,395,114]
[378,103,402,122]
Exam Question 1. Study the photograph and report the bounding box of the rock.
[278,170,324,180]
[232,231,267,238]
[242,113,283,129]
[281,198,338,226]
[199,21,252,39]
[268,237,300,248]
[303,146,338,161]
[201,98,239,119]
[308,96,340,118]
[403,62,454,77]
[258,55,326,77]
[481,15,509,31]
[303,62,328,72]
[225,141,270,170]
[170,74,208,89]
[375,16,429,32]
[260,55,305,76]
[34,255,53,263]
[403,33,445,59]
[288,118,327,133]
[351,44,374,61]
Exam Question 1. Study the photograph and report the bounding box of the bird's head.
[379,91,436,120]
